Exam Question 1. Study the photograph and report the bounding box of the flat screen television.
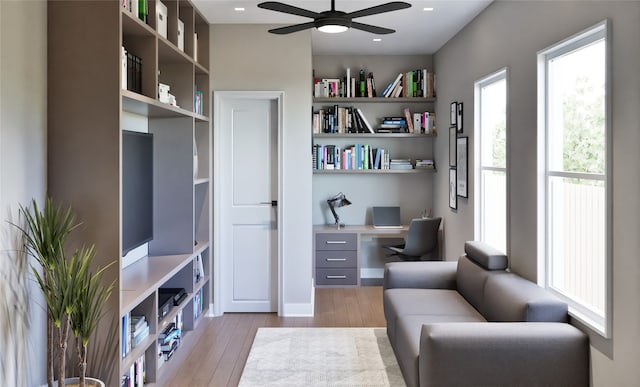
[122,130,154,256]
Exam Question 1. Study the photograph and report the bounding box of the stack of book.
[415,159,436,170]
[194,90,204,115]
[390,159,413,170]
[158,322,181,364]
[313,144,391,170]
[313,68,377,98]
[130,315,149,350]
[193,288,204,320]
[380,69,436,98]
[377,117,407,133]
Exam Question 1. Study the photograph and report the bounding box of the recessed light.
[423,7,434,11]
[234,7,245,11]
[373,38,382,42]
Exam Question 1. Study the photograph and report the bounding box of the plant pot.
[42,377,105,387]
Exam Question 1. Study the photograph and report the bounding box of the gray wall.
[0,0,47,385]
[432,1,640,385]
[210,25,314,314]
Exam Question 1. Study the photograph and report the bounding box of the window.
[538,21,610,337]
[474,69,508,253]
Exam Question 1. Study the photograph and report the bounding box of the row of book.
[313,144,392,170]
[121,354,146,387]
[122,0,149,23]
[194,288,204,320]
[313,68,435,99]
[381,69,436,99]
[121,47,142,94]
[194,90,205,115]
[313,106,374,134]
[122,313,150,359]
[312,105,436,135]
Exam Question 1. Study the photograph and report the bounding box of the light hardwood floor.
[161,286,387,387]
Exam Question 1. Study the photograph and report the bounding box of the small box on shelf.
[157,1,167,38]
[177,19,185,51]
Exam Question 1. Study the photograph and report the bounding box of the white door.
[218,94,280,313]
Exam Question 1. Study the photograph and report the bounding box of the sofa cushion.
[394,314,486,387]
[455,256,490,313]
[464,240,508,270]
[483,272,569,322]
[384,288,481,344]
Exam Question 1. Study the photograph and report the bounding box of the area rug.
[238,327,406,387]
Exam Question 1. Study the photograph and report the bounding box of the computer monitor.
[372,206,402,228]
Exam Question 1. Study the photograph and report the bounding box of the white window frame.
[474,68,509,254]
[536,20,612,337]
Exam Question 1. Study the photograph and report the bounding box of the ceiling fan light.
[318,24,349,33]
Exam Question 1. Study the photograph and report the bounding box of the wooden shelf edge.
[121,333,155,371]
[313,169,436,174]
[314,133,436,138]
[313,97,435,103]
[122,90,209,121]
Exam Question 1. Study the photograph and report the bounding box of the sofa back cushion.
[456,256,490,313]
[483,272,569,322]
[456,241,508,313]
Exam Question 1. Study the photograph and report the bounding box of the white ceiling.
[191,0,492,55]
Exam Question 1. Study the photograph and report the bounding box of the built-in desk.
[313,225,409,287]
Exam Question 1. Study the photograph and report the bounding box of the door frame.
[212,90,284,316]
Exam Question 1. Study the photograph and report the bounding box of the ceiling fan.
[257,0,412,35]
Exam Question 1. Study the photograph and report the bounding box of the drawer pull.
[325,240,347,244]
[326,275,347,279]
[326,258,347,262]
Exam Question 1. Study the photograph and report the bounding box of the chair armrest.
[419,322,590,387]
[383,261,458,290]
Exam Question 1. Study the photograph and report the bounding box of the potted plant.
[18,198,114,387]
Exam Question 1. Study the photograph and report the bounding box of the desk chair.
[383,217,442,261]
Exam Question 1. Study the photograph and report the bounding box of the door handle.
[260,200,278,207]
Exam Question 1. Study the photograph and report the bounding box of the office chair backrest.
[402,217,442,260]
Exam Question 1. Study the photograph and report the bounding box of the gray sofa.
[383,241,590,387]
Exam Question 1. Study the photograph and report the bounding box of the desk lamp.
[327,192,351,229]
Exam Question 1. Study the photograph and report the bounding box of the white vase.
[43,377,105,387]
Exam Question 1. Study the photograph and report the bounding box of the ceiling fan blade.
[268,22,317,35]
[350,21,395,35]
[346,1,411,19]
[258,2,322,19]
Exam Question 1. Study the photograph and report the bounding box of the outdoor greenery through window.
[475,69,507,254]
[538,21,610,336]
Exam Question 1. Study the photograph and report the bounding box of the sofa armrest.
[383,261,458,290]
[419,322,589,387]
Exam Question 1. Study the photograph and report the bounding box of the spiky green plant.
[0,216,31,387]
[69,245,115,387]
[16,197,79,387]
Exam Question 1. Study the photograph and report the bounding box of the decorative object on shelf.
[178,19,185,51]
[449,126,457,167]
[193,135,199,179]
[449,168,458,210]
[450,101,457,127]
[457,137,469,198]
[457,102,464,133]
[258,0,411,35]
[327,192,352,229]
[157,1,168,38]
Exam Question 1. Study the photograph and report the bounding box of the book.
[355,108,375,134]
[404,108,414,133]
[385,73,403,98]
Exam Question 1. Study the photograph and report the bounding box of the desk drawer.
[316,250,357,268]
[316,268,358,286]
[316,233,357,251]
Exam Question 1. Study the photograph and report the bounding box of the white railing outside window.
[537,20,611,337]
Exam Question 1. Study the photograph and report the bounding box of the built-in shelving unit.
[47,1,211,385]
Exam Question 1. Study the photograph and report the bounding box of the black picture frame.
[449,126,457,167]
[457,136,468,198]
[457,102,464,133]
[450,102,457,126]
[449,168,457,210]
